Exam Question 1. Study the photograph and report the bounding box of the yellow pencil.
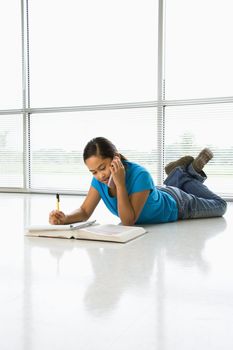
[56,193,60,211]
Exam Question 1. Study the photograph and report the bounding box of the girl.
[49,137,227,226]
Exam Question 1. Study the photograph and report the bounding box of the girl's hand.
[110,156,125,187]
[49,210,67,225]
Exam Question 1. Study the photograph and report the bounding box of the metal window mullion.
[21,0,31,190]
[3,95,233,116]
[157,0,165,186]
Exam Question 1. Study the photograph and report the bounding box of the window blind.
[0,115,24,188]
[165,0,233,100]
[29,0,158,107]
[0,0,22,109]
[0,0,233,199]
[164,104,233,196]
[30,108,158,191]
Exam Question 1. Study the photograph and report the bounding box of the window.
[0,0,22,109]
[165,103,233,195]
[0,115,24,187]
[29,0,158,107]
[165,0,233,99]
[30,108,158,191]
[1,1,232,198]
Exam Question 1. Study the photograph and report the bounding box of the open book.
[25,221,147,243]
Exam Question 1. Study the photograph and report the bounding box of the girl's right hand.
[49,210,67,225]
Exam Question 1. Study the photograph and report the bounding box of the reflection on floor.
[0,193,233,350]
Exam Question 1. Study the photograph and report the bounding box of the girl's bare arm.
[49,186,101,225]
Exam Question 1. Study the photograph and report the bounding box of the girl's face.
[85,156,112,184]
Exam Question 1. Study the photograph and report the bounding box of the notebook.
[25,221,147,243]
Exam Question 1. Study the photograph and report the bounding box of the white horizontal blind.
[165,0,233,99]
[164,104,233,196]
[0,115,24,188]
[1,0,233,199]
[29,0,158,107]
[0,0,22,109]
[163,0,233,197]
[30,108,158,191]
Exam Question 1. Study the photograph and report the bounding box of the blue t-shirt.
[91,161,178,224]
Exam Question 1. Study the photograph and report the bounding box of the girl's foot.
[165,156,194,175]
[192,148,214,173]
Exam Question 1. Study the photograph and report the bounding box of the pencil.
[56,193,60,211]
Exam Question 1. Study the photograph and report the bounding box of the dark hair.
[83,137,127,163]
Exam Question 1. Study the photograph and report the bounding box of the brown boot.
[192,148,214,173]
[165,156,194,175]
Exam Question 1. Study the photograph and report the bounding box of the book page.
[27,220,96,232]
[82,225,135,236]
[28,224,71,231]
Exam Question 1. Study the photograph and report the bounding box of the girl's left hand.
[110,156,125,187]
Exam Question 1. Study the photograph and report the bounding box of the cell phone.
[107,174,114,188]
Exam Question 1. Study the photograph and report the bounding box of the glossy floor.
[0,193,233,350]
